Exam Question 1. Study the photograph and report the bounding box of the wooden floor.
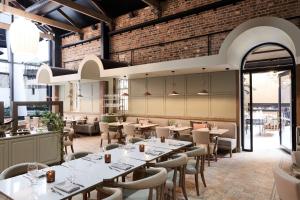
[69,135,289,200]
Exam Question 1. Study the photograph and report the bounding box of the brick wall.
[61,0,300,68]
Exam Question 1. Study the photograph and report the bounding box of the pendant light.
[9,18,40,55]
[197,89,209,95]
[121,76,129,96]
[144,73,151,96]
[77,80,83,98]
[169,71,179,96]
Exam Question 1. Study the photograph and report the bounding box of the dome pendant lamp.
[9,18,40,55]
[169,71,179,96]
[144,73,151,96]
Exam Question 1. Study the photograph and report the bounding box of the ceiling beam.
[0,21,54,40]
[49,0,112,25]
[57,8,78,28]
[89,0,112,19]
[25,0,49,13]
[141,0,160,11]
[0,3,81,33]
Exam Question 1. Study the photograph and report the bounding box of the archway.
[240,42,296,152]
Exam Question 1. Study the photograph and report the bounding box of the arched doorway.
[240,42,296,152]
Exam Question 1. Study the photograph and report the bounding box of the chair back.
[32,117,39,128]
[155,153,188,169]
[273,165,300,200]
[129,137,144,144]
[117,167,167,190]
[156,127,170,138]
[24,116,31,129]
[105,143,120,151]
[192,130,210,145]
[292,151,300,167]
[101,187,122,200]
[123,124,136,137]
[185,147,206,157]
[0,162,48,180]
[100,122,109,133]
[68,151,92,160]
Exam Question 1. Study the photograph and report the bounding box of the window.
[118,79,128,111]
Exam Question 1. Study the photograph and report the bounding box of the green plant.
[41,112,64,132]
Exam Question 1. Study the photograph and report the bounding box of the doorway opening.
[241,43,296,152]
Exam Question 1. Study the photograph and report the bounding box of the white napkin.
[110,162,133,171]
[54,181,80,193]
[145,149,164,156]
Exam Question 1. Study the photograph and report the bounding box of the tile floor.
[70,135,290,200]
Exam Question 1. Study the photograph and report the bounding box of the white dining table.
[0,139,191,200]
[136,138,192,150]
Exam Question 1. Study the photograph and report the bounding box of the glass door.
[242,73,253,151]
[279,71,292,151]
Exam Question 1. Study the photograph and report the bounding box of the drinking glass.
[64,155,75,184]
[27,163,38,185]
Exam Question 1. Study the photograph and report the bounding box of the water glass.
[27,163,38,184]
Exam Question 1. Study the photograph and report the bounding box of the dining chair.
[105,143,121,151]
[0,162,48,180]
[63,128,75,154]
[155,127,170,138]
[24,116,31,129]
[123,124,138,139]
[273,165,300,200]
[32,117,40,129]
[113,167,167,200]
[292,151,300,167]
[184,147,207,196]
[192,130,218,166]
[97,187,122,200]
[154,153,188,200]
[67,151,92,160]
[100,122,117,147]
[129,137,144,144]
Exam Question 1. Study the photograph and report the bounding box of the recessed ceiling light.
[225,68,230,70]
[202,68,206,70]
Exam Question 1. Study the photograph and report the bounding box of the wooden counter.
[0,131,61,172]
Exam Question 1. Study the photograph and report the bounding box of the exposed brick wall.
[61,25,102,70]
[61,0,300,67]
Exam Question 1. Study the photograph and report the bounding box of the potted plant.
[41,112,64,132]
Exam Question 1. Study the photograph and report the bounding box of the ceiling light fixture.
[144,73,151,96]
[9,18,40,55]
[121,76,129,96]
[169,71,179,96]
[0,51,3,55]
[197,89,209,95]
[77,80,83,98]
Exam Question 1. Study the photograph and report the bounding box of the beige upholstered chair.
[154,154,188,200]
[24,116,31,129]
[97,187,122,200]
[273,165,300,200]
[129,137,144,144]
[185,147,207,195]
[100,122,117,147]
[292,151,300,167]
[63,128,75,154]
[32,117,40,129]
[156,127,170,138]
[0,162,48,180]
[123,124,138,139]
[192,130,218,166]
[67,151,92,160]
[114,167,167,200]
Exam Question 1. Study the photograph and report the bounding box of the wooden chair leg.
[181,168,188,200]
[64,146,67,154]
[71,145,74,153]
[230,149,233,158]
[195,173,200,196]
[100,139,103,147]
[207,147,210,167]
[200,156,207,187]
[82,192,88,200]
[215,151,218,162]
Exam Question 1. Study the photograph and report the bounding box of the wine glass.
[64,155,75,184]
[27,163,38,185]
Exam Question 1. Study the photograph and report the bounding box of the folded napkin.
[54,181,80,193]
[168,142,185,147]
[145,149,164,156]
[110,162,133,171]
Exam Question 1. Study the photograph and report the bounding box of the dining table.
[0,138,192,200]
